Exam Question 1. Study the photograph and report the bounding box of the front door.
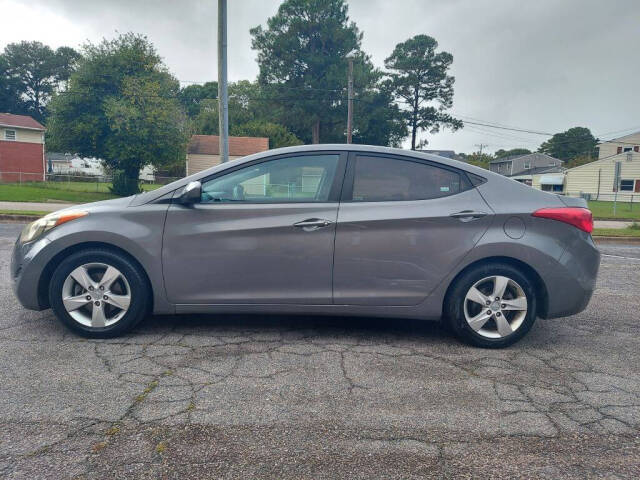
[163,152,346,304]
[333,153,493,306]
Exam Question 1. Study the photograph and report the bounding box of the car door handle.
[449,210,488,222]
[293,218,333,230]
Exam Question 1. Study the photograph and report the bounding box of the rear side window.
[350,155,470,202]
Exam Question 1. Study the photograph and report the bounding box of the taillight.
[532,207,593,233]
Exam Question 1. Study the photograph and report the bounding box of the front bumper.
[11,236,52,311]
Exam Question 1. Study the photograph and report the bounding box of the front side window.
[350,155,469,202]
[201,154,339,203]
[4,129,16,141]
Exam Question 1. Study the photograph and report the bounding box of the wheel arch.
[442,256,549,319]
[37,241,154,310]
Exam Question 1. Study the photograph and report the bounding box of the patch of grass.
[186,402,195,411]
[155,441,167,454]
[91,441,108,453]
[105,426,120,436]
[0,181,164,203]
[588,200,640,221]
[592,226,640,237]
[135,380,159,403]
[0,209,48,216]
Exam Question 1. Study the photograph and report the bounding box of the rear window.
[351,155,470,202]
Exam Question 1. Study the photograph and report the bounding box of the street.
[1,222,639,479]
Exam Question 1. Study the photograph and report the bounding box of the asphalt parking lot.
[1,222,639,479]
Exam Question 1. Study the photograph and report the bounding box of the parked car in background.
[11,145,600,348]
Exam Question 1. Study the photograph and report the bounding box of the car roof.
[132,144,499,206]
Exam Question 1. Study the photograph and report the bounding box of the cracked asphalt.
[1,222,639,479]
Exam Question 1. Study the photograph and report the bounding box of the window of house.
[623,147,633,152]
[350,155,469,202]
[4,130,16,141]
[524,161,531,169]
[541,184,563,192]
[620,179,634,191]
[200,154,339,203]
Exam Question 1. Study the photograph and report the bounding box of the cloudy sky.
[1,0,639,153]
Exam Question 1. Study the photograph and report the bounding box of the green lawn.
[0,209,49,216]
[0,182,162,204]
[587,200,640,220]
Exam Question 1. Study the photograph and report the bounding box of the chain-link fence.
[0,171,182,193]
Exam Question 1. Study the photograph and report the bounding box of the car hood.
[52,195,136,215]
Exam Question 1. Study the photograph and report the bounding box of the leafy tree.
[460,152,492,169]
[538,127,598,162]
[2,41,80,121]
[385,35,462,150]
[47,33,188,195]
[178,81,217,117]
[232,121,303,149]
[0,55,25,113]
[192,81,302,148]
[494,148,531,159]
[251,0,378,144]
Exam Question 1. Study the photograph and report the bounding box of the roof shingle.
[0,113,45,130]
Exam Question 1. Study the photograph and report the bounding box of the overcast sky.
[2,0,639,153]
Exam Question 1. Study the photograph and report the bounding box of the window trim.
[4,129,16,141]
[340,152,475,203]
[191,151,348,205]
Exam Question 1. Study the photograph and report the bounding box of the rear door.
[333,152,493,306]
[163,152,346,305]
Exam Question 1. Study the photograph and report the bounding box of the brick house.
[0,113,46,182]
[186,135,269,176]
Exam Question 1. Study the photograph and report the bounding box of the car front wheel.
[445,263,537,348]
[49,248,149,338]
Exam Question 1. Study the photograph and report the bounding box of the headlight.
[19,210,88,244]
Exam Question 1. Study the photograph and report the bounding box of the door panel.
[333,154,492,306]
[162,152,346,305]
[163,203,338,304]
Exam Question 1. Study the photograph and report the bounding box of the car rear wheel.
[445,263,537,348]
[49,248,149,338]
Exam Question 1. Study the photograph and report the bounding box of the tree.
[47,33,188,195]
[494,148,531,159]
[251,0,373,144]
[385,35,462,150]
[178,81,217,117]
[460,152,492,169]
[0,55,25,113]
[191,81,302,148]
[538,127,598,162]
[2,41,80,121]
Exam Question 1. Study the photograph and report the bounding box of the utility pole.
[346,50,357,144]
[218,0,229,162]
[474,143,488,156]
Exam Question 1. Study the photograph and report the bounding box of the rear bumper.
[543,233,600,319]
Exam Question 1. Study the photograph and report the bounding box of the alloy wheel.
[61,262,131,328]
[463,275,528,339]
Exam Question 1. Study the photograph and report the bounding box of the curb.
[593,236,640,244]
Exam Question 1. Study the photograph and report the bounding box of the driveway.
[1,223,639,479]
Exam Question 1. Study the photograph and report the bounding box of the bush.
[109,170,141,196]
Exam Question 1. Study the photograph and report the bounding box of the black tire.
[49,248,150,338]
[445,262,537,348]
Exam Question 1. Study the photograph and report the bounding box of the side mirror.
[178,181,202,205]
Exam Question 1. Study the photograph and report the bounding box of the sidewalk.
[0,201,77,212]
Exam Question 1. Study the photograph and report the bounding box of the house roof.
[0,113,45,131]
[490,152,563,165]
[188,135,269,156]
